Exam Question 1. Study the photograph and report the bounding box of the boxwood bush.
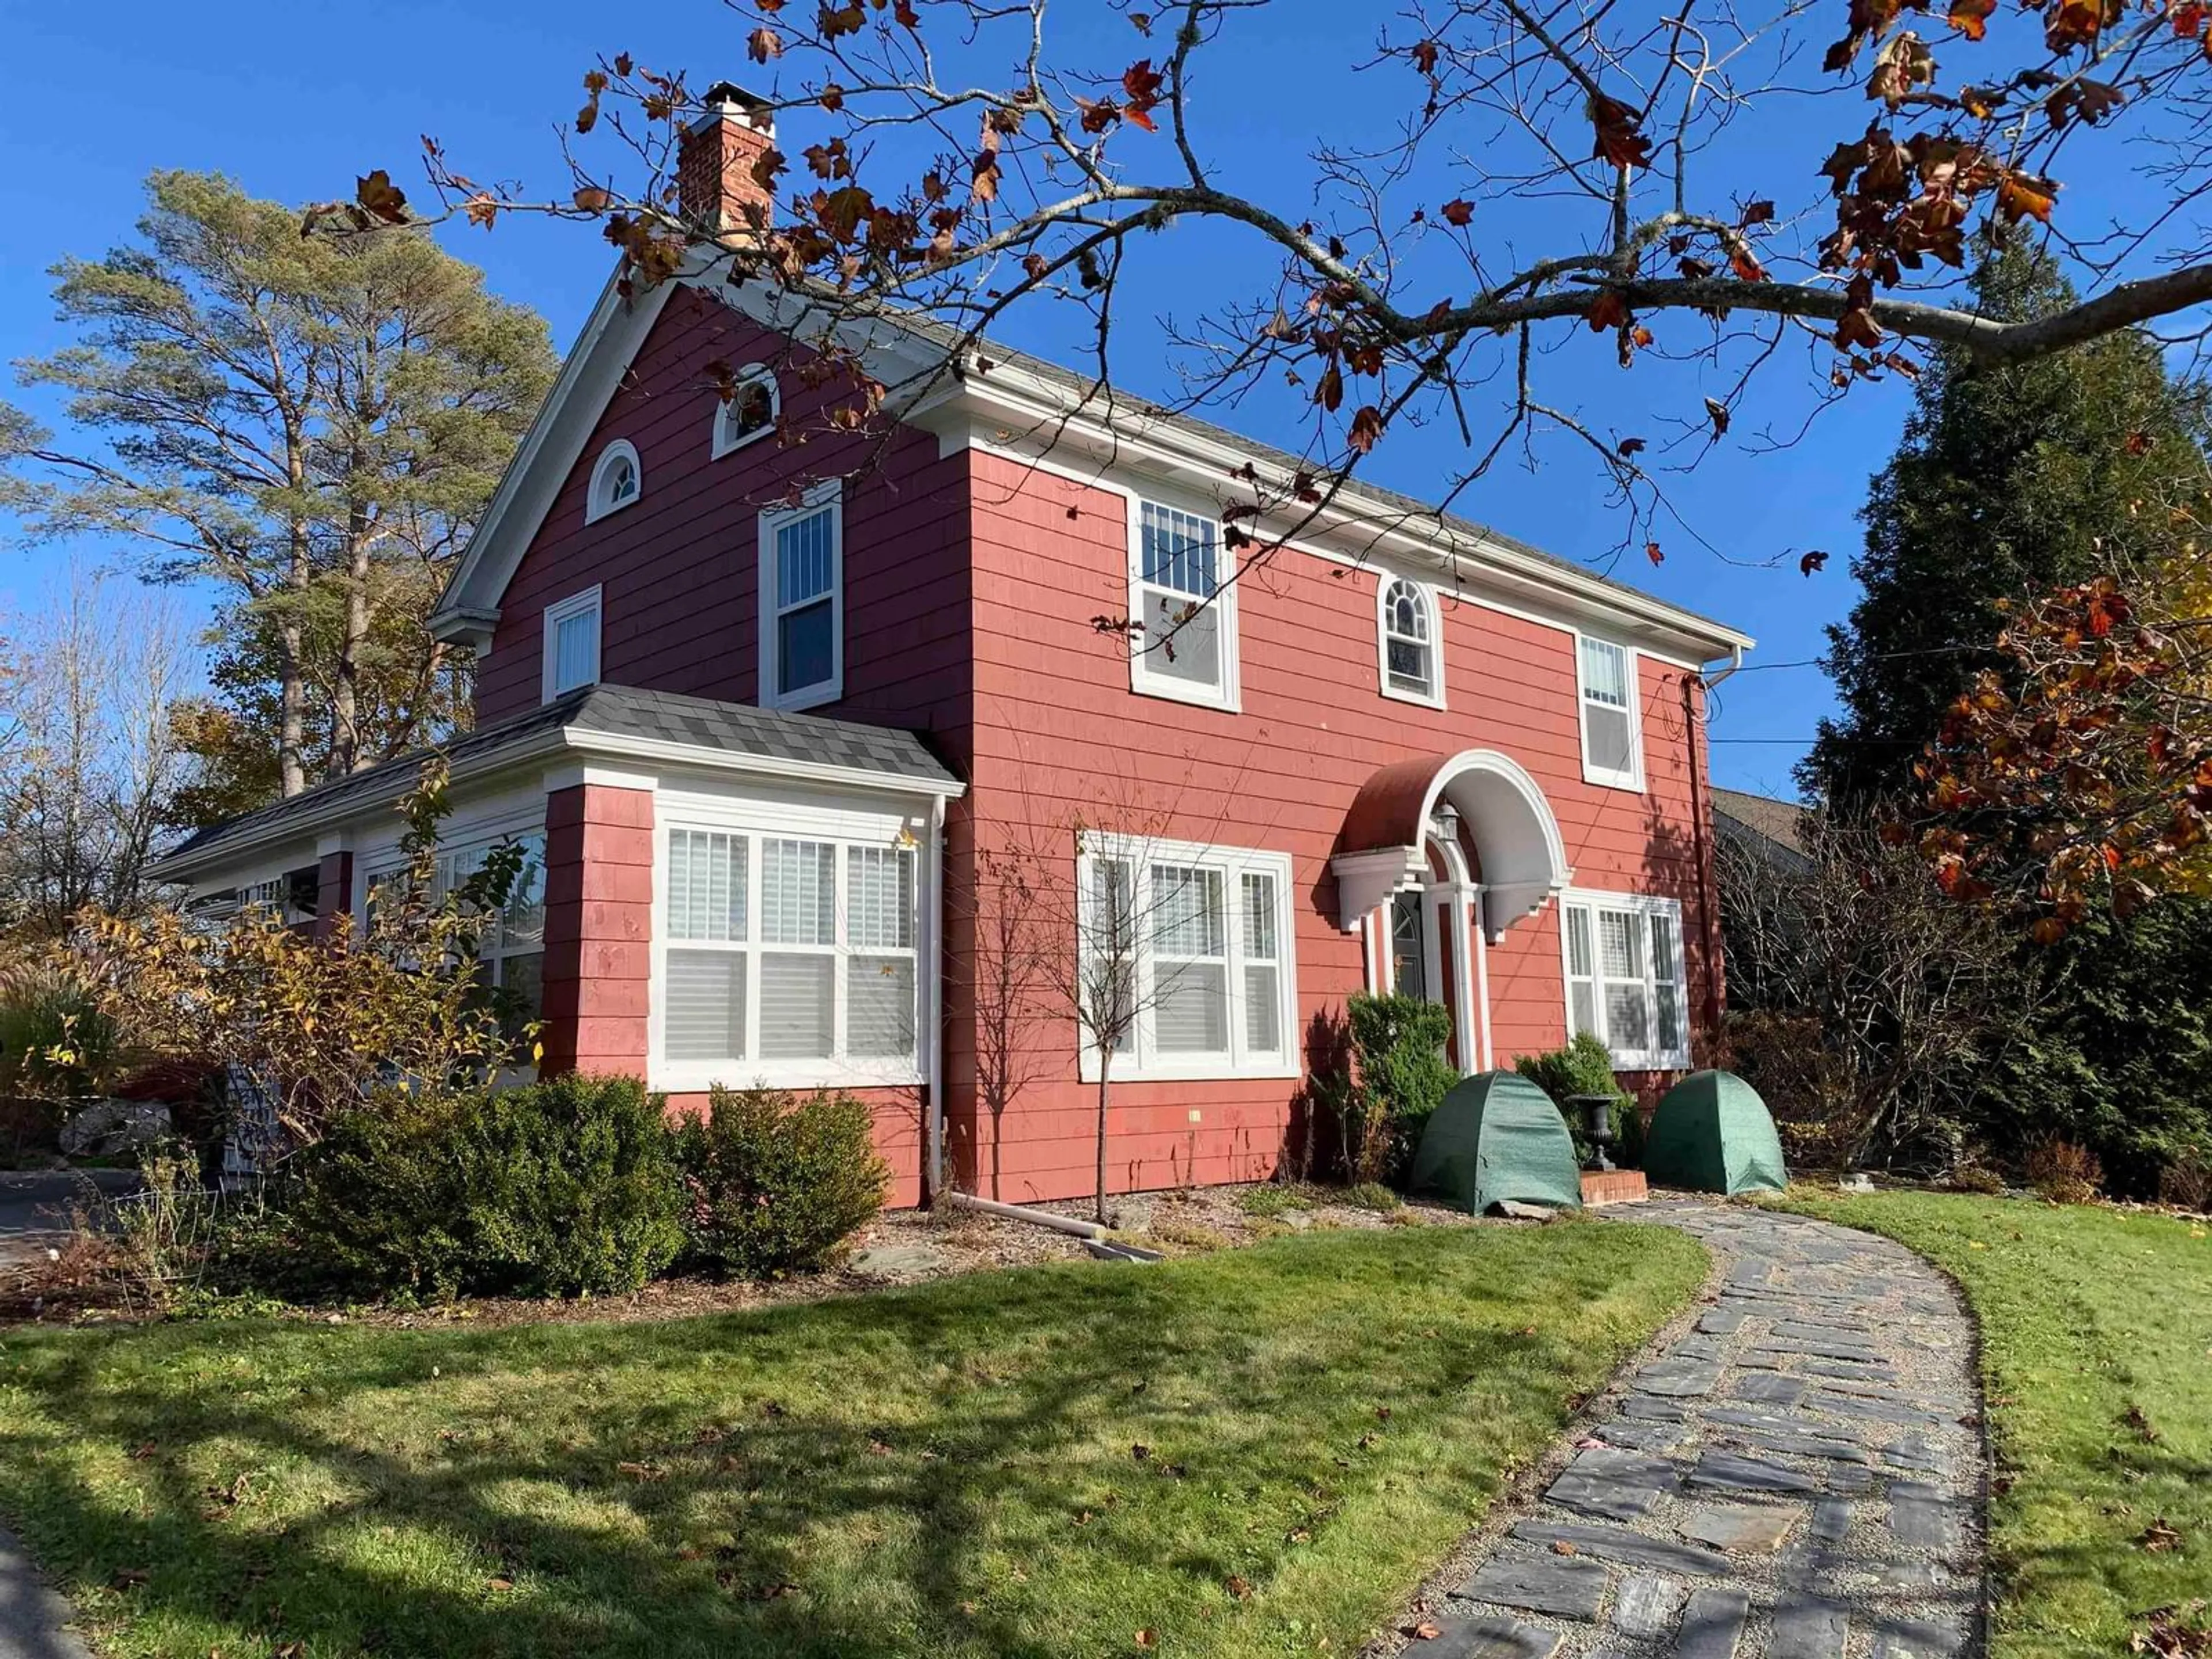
[292,1074,683,1298]
[674,1086,889,1278]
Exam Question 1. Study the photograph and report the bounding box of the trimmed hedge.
[675,1086,889,1278]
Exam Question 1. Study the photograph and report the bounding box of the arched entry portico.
[1330,749,1572,1071]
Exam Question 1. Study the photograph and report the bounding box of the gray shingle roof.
[155,684,960,873]
[1711,786,1812,868]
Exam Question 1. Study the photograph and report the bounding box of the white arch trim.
[1331,748,1571,935]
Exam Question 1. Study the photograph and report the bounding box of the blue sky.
[0,0,2033,800]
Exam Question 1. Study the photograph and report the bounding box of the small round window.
[714,365,780,457]
[586,440,642,524]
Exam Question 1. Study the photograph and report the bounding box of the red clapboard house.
[151,86,1753,1209]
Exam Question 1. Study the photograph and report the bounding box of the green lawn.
[1773,1189,2212,1658]
[0,1221,1705,1659]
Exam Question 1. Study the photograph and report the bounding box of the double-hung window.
[660,821,920,1086]
[1130,499,1236,708]
[542,586,603,700]
[1577,635,1642,789]
[1378,576,1444,706]
[365,830,547,1031]
[760,483,842,711]
[1074,836,1294,1080]
[1561,889,1688,1070]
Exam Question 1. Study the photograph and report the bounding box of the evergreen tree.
[1804,243,2209,804]
[4,171,556,803]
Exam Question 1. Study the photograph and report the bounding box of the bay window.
[1561,889,1688,1070]
[658,820,920,1086]
[1075,836,1296,1080]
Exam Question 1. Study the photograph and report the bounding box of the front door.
[1389,887,1465,1071]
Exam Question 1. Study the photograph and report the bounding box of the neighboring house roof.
[152,683,964,881]
[427,259,1755,665]
[1711,786,1812,869]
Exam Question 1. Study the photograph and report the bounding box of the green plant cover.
[1645,1070,1789,1195]
[1406,1071,1583,1214]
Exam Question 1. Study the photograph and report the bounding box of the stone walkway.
[1403,1198,1984,1659]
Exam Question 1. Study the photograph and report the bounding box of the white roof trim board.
[429,259,1753,665]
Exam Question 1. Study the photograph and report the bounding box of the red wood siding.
[475,290,974,759]
[948,449,1722,1204]
[541,783,654,1077]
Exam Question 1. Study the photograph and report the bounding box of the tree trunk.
[1094,1054,1112,1227]
[332,527,370,777]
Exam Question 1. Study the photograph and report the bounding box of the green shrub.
[1515,1032,1635,1166]
[1345,993,1456,1184]
[1340,1180,1402,1213]
[293,1074,683,1298]
[673,1086,888,1279]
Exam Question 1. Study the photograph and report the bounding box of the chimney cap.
[700,80,772,113]
[691,79,774,137]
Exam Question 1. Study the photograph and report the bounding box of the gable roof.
[1711,786,1812,869]
[152,683,963,882]
[430,259,1753,664]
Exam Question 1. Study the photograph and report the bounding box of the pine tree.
[1804,243,2209,804]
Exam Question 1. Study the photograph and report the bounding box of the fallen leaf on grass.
[1135,1630,1157,1649]
[2142,1518,2184,1552]
[617,1460,666,1482]
[487,1576,516,1592]
[1225,1574,1253,1600]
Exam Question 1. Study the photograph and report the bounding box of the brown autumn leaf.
[1412,39,1440,74]
[573,186,611,213]
[1618,436,1646,459]
[1135,1630,1158,1650]
[1801,549,1830,577]
[1123,59,1165,131]
[1347,405,1386,454]
[1588,92,1653,169]
[1646,541,1664,566]
[1949,0,1997,39]
[2141,1517,2183,1552]
[1998,173,2058,224]
[1316,362,1345,412]
[1837,306,1885,350]
[1225,1574,1253,1600]
[1131,1442,1152,1461]
[747,26,783,62]
[1406,1620,1444,1640]
[488,1575,516,1592]
[1585,290,1631,333]
[1703,396,1732,438]
[355,170,409,225]
[1441,198,1475,227]
[617,1460,667,1482]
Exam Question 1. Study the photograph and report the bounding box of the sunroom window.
[660,823,918,1082]
[1131,501,1234,707]
[1562,891,1687,1070]
[1074,837,1295,1080]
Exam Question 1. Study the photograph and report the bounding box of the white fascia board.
[920,370,1755,667]
[558,725,967,801]
[427,270,680,639]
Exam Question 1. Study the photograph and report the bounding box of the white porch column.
[1469,885,1493,1070]
[1446,883,1482,1074]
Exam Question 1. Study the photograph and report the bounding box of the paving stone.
[1889,1481,1957,1550]
[1697,1306,1745,1336]
[1883,1434,1945,1474]
[1637,1358,1724,1397]
[1620,1394,1690,1423]
[1730,1372,1806,1407]
[1771,1596,1850,1659]
[1669,1336,1730,1364]
[1512,1520,1728,1577]
[1774,1317,1872,1340]
[1810,1497,1851,1543]
[1425,1612,1565,1659]
[1800,1358,1902,1385]
[1825,1463,1876,1495]
[1813,1392,1944,1427]
[1716,1425,1874,1465]
[1672,1587,1751,1659]
[1613,1573,1685,1641]
[1760,1332,1887,1363]
[1678,1503,1799,1554]
[1687,1452,1820,1495]
[1457,1552,1607,1619]
[1873,1619,1964,1658]
[1595,1418,1688,1455]
[1870,1561,1946,1592]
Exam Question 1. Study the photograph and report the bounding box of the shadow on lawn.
[3,1234,1627,1659]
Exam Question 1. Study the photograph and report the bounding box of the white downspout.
[926,792,948,1201]
[1702,644,1745,691]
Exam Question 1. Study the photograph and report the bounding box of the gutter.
[1701,644,1745,691]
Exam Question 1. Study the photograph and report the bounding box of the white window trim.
[584,439,642,525]
[710,363,781,459]
[1574,631,1646,791]
[1558,887,1690,1071]
[1127,494,1241,713]
[541,585,604,702]
[1074,834,1297,1084]
[758,479,844,713]
[1376,573,1446,710]
[649,802,930,1094]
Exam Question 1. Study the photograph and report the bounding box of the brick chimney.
[677,81,777,237]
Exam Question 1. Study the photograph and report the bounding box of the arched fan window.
[713,365,780,458]
[1378,576,1442,705]
[586,439,642,524]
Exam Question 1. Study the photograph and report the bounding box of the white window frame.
[1574,631,1645,791]
[1559,887,1689,1071]
[758,479,844,713]
[1127,495,1240,712]
[358,821,548,1030]
[541,585,603,702]
[1073,834,1296,1083]
[711,363,780,459]
[1376,573,1446,709]
[652,808,926,1093]
[584,439,643,525]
